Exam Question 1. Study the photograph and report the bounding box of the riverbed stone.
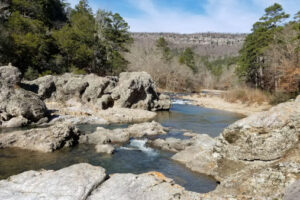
[0,163,107,200]
[126,121,167,138]
[0,123,81,152]
[150,137,193,152]
[80,121,167,148]
[95,144,115,154]
[172,134,218,176]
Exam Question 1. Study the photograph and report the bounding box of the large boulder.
[0,66,48,127]
[215,99,300,161]
[0,163,107,200]
[0,64,22,86]
[0,123,81,152]
[111,72,171,111]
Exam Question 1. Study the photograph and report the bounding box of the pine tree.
[237,3,289,89]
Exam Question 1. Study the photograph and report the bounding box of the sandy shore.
[180,93,271,116]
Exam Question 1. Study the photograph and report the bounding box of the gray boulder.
[111,72,171,111]
[150,137,193,152]
[1,116,28,128]
[95,144,115,154]
[0,123,81,152]
[24,75,57,100]
[0,163,107,200]
[0,66,48,127]
[0,64,22,86]
[215,99,300,161]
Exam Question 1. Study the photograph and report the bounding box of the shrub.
[24,67,39,80]
[70,66,86,75]
[39,70,55,77]
[269,92,298,105]
[222,87,270,104]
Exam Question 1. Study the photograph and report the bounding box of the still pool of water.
[156,103,244,138]
[0,101,244,193]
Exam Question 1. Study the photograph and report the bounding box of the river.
[0,99,243,193]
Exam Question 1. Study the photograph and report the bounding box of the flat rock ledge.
[47,101,157,125]
[0,123,81,152]
[0,163,202,200]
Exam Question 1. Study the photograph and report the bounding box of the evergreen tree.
[95,10,132,75]
[53,0,96,73]
[179,48,197,73]
[156,37,172,62]
[237,3,289,89]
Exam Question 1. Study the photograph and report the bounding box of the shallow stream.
[0,99,243,193]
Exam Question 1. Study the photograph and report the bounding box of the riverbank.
[180,91,271,116]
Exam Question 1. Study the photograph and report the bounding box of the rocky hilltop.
[132,32,247,57]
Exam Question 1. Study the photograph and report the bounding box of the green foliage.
[156,37,172,62]
[237,3,289,88]
[0,0,132,77]
[24,67,39,80]
[179,48,197,72]
[293,11,300,52]
[53,1,96,72]
[269,92,298,105]
[39,70,56,77]
[202,56,238,77]
[70,65,86,75]
[95,10,132,75]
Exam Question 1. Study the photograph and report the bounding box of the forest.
[0,0,132,79]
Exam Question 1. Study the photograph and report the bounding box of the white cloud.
[66,0,299,33]
[125,0,299,33]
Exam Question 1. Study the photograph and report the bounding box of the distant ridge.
[131,32,246,57]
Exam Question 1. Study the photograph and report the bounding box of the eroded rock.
[0,66,48,127]
[0,123,81,152]
[26,72,170,111]
[215,99,300,161]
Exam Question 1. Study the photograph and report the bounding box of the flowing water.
[0,98,244,193]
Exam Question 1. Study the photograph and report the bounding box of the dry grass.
[221,87,271,104]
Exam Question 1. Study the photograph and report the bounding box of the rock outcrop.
[215,99,300,161]
[0,65,48,128]
[172,97,300,199]
[25,72,171,112]
[0,123,81,152]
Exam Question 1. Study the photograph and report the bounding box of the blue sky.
[67,0,300,33]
